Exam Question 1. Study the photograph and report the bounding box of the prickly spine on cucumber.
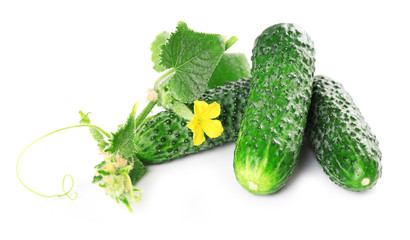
[135,78,251,164]
[233,23,315,194]
[306,75,382,191]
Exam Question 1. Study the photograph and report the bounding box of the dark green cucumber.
[234,23,315,194]
[306,75,382,191]
[135,78,251,164]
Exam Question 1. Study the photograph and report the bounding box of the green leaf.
[128,156,147,185]
[94,160,107,169]
[159,21,226,103]
[79,110,91,125]
[119,195,132,212]
[207,53,251,89]
[105,103,138,159]
[97,170,110,176]
[79,111,109,151]
[92,175,103,183]
[151,31,170,72]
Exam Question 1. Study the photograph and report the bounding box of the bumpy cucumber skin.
[306,75,382,191]
[135,78,251,164]
[234,23,315,195]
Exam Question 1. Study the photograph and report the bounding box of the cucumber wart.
[306,75,382,191]
[234,23,316,195]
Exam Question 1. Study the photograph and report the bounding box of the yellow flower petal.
[187,116,206,146]
[201,119,224,138]
[187,115,199,131]
[201,102,221,119]
[192,125,205,146]
[194,100,208,116]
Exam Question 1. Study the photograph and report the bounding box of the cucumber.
[135,78,251,164]
[233,23,315,194]
[306,75,382,191]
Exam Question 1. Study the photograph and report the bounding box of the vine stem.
[16,124,111,199]
[153,68,175,90]
[135,100,157,129]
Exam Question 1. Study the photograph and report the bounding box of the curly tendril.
[16,124,111,200]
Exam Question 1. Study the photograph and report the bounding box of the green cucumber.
[135,78,251,164]
[306,75,382,191]
[234,23,315,194]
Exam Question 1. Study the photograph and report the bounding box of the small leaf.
[92,175,103,183]
[207,53,251,89]
[105,103,138,159]
[79,111,109,150]
[151,31,170,72]
[79,111,91,124]
[119,195,132,212]
[94,160,107,169]
[97,170,110,176]
[128,156,147,185]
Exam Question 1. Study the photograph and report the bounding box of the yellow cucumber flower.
[187,100,224,146]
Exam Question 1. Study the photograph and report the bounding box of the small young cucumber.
[306,75,382,191]
[234,23,315,194]
[135,78,251,164]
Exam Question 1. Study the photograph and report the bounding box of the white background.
[1,0,409,239]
